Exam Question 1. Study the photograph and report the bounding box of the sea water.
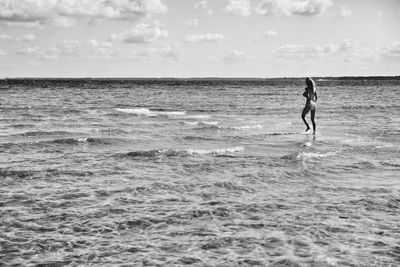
[0,78,399,266]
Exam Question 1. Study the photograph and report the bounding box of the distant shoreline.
[1,76,400,81]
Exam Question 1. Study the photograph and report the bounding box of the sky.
[0,0,399,78]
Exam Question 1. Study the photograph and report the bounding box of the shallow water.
[0,78,399,266]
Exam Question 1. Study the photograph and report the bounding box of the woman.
[301,77,318,135]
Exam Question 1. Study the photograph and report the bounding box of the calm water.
[0,78,399,266]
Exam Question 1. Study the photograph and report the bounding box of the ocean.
[0,78,399,266]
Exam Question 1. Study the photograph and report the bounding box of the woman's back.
[305,86,317,103]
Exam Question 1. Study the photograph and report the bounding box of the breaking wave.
[13,130,76,137]
[281,151,336,161]
[0,137,128,149]
[195,124,263,131]
[115,108,186,117]
[182,121,219,126]
[125,146,244,158]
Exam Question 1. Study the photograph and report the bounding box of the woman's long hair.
[306,77,315,89]
[305,77,316,101]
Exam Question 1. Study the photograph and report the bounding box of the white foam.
[341,138,399,149]
[214,124,263,131]
[201,121,219,126]
[116,108,155,116]
[300,130,313,135]
[183,121,198,126]
[184,121,219,126]
[181,115,211,119]
[297,151,335,160]
[342,138,367,144]
[231,124,263,130]
[184,146,244,156]
[161,111,187,116]
[115,108,186,117]
[303,141,313,147]
[193,124,263,131]
[77,137,89,143]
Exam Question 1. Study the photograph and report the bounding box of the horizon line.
[2,75,400,80]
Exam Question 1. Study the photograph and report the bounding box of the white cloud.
[16,46,40,55]
[223,50,252,63]
[183,19,199,27]
[256,0,332,17]
[0,34,36,41]
[0,34,12,40]
[125,43,184,62]
[274,44,328,58]
[52,16,76,28]
[13,38,184,62]
[339,5,352,18]
[273,39,355,59]
[270,39,391,66]
[185,33,225,43]
[0,48,6,55]
[3,21,42,28]
[0,0,168,28]
[338,38,355,51]
[56,0,168,19]
[159,43,184,61]
[377,11,383,18]
[110,23,168,43]
[380,42,400,61]
[17,34,36,42]
[195,0,213,16]
[225,0,251,16]
[127,50,151,61]
[266,30,278,37]
[34,39,114,60]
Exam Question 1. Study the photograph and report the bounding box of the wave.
[185,146,244,156]
[182,121,219,126]
[14,130,75,137]
[0,169,35,179]
[9,123,36,129]
[48,137,90,145]
[1,137,128,149]
[342,138,400,150]
[281,151,336,161]
[339,104,381,110]
[381,161,400,168]
[115,108,213,120]
[62,108,83,114]
[340,103,400,110]
[264,132,297,136]
[0,168,94,180]
[125,146,244,158]
[229,125,263,130]
[297,151,336,160]
[183,136,217,141]
[229,132,298,141]
[180,115,211,120]
[48,137,130,146]
[115,108,186,117]
[91,128,128,135]
[195,124,263,131]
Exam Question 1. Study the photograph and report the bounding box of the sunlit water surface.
[0,78,399,266]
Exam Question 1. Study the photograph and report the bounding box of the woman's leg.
[302,106,310,132]
[311,109,316,135]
